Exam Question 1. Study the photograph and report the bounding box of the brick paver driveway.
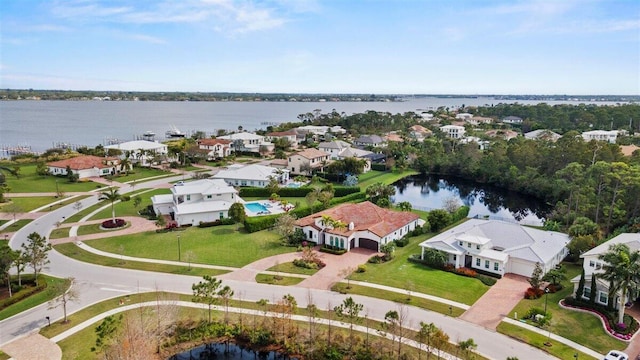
[460,274,529,330]
[297,248,375,290]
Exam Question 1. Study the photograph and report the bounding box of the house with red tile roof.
[47,155,121,179]
[294,201,422,251]
[197,138,232,160]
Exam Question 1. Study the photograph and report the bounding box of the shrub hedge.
[371,163,386,171]
[238,186,360,198]
[198,218,235,228]
[319,245,347,255]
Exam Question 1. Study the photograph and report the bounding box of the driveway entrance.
[460,274,530,330]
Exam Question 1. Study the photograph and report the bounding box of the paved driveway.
[460,274,530,330]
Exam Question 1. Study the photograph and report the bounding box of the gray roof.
[318,140,351,150]
[420,219,570,264]
[582,233,640,258]
[171,179,237,196]
[355,135,384,144]
[213,164,286,182]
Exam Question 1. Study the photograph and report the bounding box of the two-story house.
[104,140,169,167]
[419,219,570,277]
[581,130,621,144]
[571,233,640,309]
[354,135,385,148]
[151,179,240,226]
[265,130,298,148]
[197,138,232,160]
[213,164,289,187]
[218,132,274,154]
[439,125,466,139]
[318,140,352,160]
[288,148,331,175]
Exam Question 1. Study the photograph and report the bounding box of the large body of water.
[392,176,549,225]
[0,96,622,155]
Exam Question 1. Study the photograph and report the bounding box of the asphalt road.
[0,175,557,359]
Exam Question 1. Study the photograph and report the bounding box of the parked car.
[604,350,629,360]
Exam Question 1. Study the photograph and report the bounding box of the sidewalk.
[1,333,61,360]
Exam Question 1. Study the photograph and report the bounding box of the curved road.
[0,176,556,360]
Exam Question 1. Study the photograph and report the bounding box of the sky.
[1,0,639,95]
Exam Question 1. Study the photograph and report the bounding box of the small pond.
[169,342,298,360]
[391,176,550,226]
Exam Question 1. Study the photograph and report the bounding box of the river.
[0,96,623,155]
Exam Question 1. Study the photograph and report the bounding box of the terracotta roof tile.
[295,148,329,159]
[47,155,119,170]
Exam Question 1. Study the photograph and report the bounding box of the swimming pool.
[287,182,302,188]
[245,202,269,213]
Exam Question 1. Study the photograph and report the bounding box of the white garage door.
[509,259,535,277]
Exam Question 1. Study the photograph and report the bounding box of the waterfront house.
[151,179,241,226]
[294,201,422,251]
[288,148,331,175]
[571,233,640,309]
[104,140,168,167]
[197,138,232,160]
[419,219,570,277]
[218,132,274,154]
[440,125,466,139]
[47,155,121,179]
[318,140,352,160]
[213,164,289,187]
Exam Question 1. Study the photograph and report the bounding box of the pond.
[169,342,299,360]
[391,176,550,226]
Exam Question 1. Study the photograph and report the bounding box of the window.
[308,230,312,239]
[459,241,463,246]
[598,291,608,305]
[340,239,344,248]
[186,195,191,201]
[476,245,480,250]
[589,260,595,267]
[583,287,591,299]
[494,262,499,271]
[485,260,490,269]
[219,212,224,219]
[467,242,471,248]
[595,262,602,270]
[476,258,480,266]
[453,255,457,261]
[207,195,212,199]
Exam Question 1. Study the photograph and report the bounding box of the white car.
[604,350,629,360]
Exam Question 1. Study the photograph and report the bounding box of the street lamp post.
[45,316,50,327]
[544,287,550,315]
[177,234,181,262]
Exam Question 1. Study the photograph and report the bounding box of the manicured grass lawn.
[1,196,62,212]
[255,274,305,285]
[332,282,465,316]
[49,227,70,239]
[76,221,130,236]
[347,234,489,305]
[497,322,598,360]
[110,167,172,183]
[358,169,418,188]
[54,243,228,277]
[0,275,68,321]
[84,225,294,267]
[506,262,626,354]
[0,219,32,234]
[3,164,103,193]
[267,261,318,275]
[88,188,170,221]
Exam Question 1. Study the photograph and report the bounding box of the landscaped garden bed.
[561,297,639,341]
[100,218,126,229]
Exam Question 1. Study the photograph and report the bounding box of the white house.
[218,133,274,154]
[419,219,570,277]
[47,155,121,179]
[465,116,493,125]
[440,125,466,139]
[524,129,562,142]
[265,130,298,148]
[502,116,524,124]
[104,140,169,167]
[150,179,241,226]
[354,135,385,148]
[318,140,352,160]
[571,233,640,309]
[213,164,289,187]
[288,148,331,175]
[455,113,473,120]
[581,130,620,144]
[197,138,232,160]
[294,201,422,251]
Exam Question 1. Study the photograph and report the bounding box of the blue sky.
[1,0,638,94]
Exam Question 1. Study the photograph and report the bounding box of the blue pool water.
[245,202,269,213]
[287,182,301,188]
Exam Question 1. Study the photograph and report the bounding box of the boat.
[165,125,186,139]
[141,131,156,141]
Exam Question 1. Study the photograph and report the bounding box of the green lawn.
[76,222,130,236]
[3,164,102,193]
[506,262,626,354]
[49,227,70,239]
[358,169,418,188]
[497,322,597,360]
[0,219,33,234]
[255,274,305,285]
[88,188,170,221]
[110,167,172,183]
[83,225,293,267]
[347,234,489,305]
[0,275,68,321]
[1,196,68,212]
[53,243,228,276]
[266,261,318,275]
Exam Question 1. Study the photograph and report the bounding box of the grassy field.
[88,188,170,221]
[497,322,598,360]
[84,225,294,267]
[109,167,172,183]
[255,274,305,285]
[76,222,131,236]
[0,275,68,321]
[347,234,489,305]
[49,227,70,239]
[3,164,103,193]
[358,169,418,188]
[54,243,229,277]
[0,219,32,234]
[505,262,626,354]
[266,261,318,276]
[1,196,64,212]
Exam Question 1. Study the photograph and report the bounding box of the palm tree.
[99,187,122,225]
[599,243,640,324]
[119,157,131,175]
